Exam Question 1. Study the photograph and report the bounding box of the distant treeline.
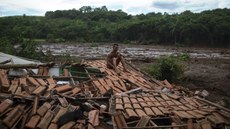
[0,6,230,47]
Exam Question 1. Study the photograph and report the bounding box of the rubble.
[0,59,229,129]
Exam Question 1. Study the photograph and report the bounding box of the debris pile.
[0,60,229,129]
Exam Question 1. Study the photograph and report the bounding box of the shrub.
[144,56,185,83]
[180,53,190,61]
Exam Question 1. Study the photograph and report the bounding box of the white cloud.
[0,0,229,16]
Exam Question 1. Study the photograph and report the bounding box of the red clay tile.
[143,97,151,102]
[151,107,164,116]
[139,102,148,107]
[130,98,138,103]
[32,86,47,95]
[27,77,40,86]
[158,107,170,114]
[55,85,72,93]
[149,97,157,102]
[124,104,133,109]
[60,121,75,129]
[8,79,19,94]
[25,115,41,128]
[144,107,155,116]
[88,110,99,129]
[123,97,131,103]
[125,109,138,118]
[48,123,58,129]
[36,78,47,86]
[46,78,56,85]
[52,107,68,123]
[135,109,147,117]
[3,105,24,128]
[133,104,142,109]
[0,99,13,113]
[137,98,144,102]
[37,102,52,117]
[116,104,124,110]
[116,98,123,104]
[37,110,54,129]
[71,87,81,94]
[0,70,10,90]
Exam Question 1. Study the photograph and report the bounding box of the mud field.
[40,43,230,107]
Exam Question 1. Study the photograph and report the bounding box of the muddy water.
[39,43,230,59]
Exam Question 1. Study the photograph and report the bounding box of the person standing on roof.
[106,44,127,74]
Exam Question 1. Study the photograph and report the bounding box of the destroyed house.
[0,58,229,129]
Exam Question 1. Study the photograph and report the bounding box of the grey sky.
[0,0,229,16]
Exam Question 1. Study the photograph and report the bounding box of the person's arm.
[120,55,127,72]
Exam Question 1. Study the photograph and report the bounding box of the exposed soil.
[39,43,230,107]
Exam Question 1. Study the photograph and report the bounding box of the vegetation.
[144,56,185,83]
[0,6,229,49]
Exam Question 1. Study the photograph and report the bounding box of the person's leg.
[116,55,127,72]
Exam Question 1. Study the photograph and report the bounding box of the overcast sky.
[0,0,229,16]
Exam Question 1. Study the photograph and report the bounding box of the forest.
[0,6,230,50]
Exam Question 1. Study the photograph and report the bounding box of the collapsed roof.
[0,59,229,129]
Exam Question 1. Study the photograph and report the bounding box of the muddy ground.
[40,43,230,107]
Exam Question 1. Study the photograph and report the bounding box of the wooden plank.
[136,116,151,127]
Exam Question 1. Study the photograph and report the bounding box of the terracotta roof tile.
[146,102,154,107]
[158,107,170,114]
[37,102,52,117]
[130,98,138,103]
[140,102,148,107]
[48,123,58,129]
[25,115,41,128]
[151,107,164,116]
[133,103,142,109]
[173,110,194,119]
[123,97,131,103]
[125,109,138,118]
[135,109,147,117]
[143,97,151,102]
[3,105,25,128]
[187,110,204,119]
[0,99,13,113]
[46,78,56,85]
[137,98,144,102]
[152,101,162,107]
[144,107,155,116]
[55,85,72,93]
[124,104,133,109]
[60,121,75,129]
[116,104,124,110]
[36,78,47,86]
[129,94,136,98]
[27,77,40,86]
[116,98,123,104]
